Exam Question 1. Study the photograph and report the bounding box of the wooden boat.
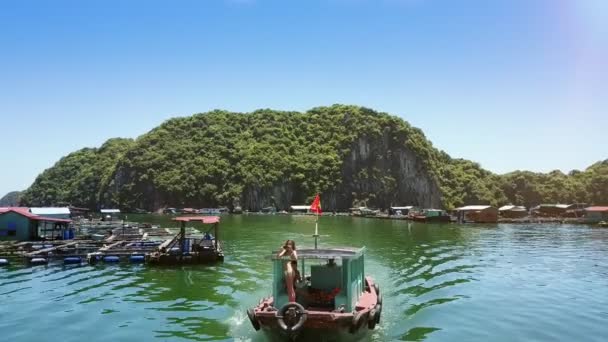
[410,209,451,223]
[146,216,223,265]
[248,246,381,339]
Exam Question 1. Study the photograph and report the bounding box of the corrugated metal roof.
[0,207,71,222]
[0,207,36,218]
[585,206,608,212]
[499,205,526,211]
[457,205,493,211]
[290,205,311,210]
[100,209,121,213]
[30,207,71,215]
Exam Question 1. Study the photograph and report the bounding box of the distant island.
[16,105,608,212]
[0,191,21,206]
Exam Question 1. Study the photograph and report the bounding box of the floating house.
[584,206,608,223]
[289,205,310,213]
[0,207,72,241]
[30,207,71,220]
[389,206,415,216]
[198,208,229,215]
[531,204,569,217]
[69,206,90,218]
[498,205,528,219]
[456,205,498,223]
[100,209,121,221]
[261,207,277,214]
[563,203,588,218]
[350,207,379,217]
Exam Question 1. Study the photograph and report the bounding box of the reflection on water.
[1,216,608,342]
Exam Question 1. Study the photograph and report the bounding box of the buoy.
[129,255,145,263]
[64,257,82,265]
[103,256,120,263]
[87,252,102,265]
[30,258,48,265]
[0,258,9,266]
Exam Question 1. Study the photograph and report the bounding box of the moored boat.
[410,209,451,223]
[146,216,223,265]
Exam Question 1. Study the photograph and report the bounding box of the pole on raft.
[180,221,186,257]
[313,214,319,249]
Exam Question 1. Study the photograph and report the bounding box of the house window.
[7,229,16,236]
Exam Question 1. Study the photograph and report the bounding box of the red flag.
[310,194,322,215]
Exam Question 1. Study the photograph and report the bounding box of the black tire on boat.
[247,308,260,331]
[375,304,382,324]
[276,302,307,333]
[349,311,366,334]
[368,308,377,330]
[374,284,383,306]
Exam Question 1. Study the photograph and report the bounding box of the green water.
[1,215,608,341]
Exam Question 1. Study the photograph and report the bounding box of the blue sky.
[1,0,607,196]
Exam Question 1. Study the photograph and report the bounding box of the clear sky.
[1,0,607,197]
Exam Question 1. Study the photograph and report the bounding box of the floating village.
[2,203,607,267]
[1,201,607,339]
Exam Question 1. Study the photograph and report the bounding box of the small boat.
[146,216,223,265]
[248,196,381,340]
[248,248,382,340]
[410,209,451,223]
[598,221,608,227]
[91,234,106,241]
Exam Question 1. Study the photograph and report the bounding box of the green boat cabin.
[271,247,366,312]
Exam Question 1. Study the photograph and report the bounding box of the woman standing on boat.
[277,239,298,302]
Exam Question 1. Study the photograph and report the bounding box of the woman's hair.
[283,239,296,250]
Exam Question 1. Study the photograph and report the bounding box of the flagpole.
[311,193,320,250]
[314,214,319,249]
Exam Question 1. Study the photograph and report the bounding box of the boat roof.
[101,209,121,213]
[271,247,365,260]
[457,205,493,211]
[173,216,220,224]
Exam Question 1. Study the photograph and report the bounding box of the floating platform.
[146,216,224,265]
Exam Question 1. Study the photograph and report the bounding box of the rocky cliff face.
[326,134,442,210]
[0,191,22,206]
[236,135,442,211]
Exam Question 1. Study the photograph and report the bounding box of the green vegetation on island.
[17,105,608,211]
[20,138,134,209]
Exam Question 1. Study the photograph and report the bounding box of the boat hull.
[260,324,370,341]
[250,276,381,341]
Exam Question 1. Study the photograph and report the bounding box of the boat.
[247,195,382,340]
[410,209,451,223]
[91,233,106,241]
[598,221,608,227]
[146,216,223,264]
[349,207,379,217]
